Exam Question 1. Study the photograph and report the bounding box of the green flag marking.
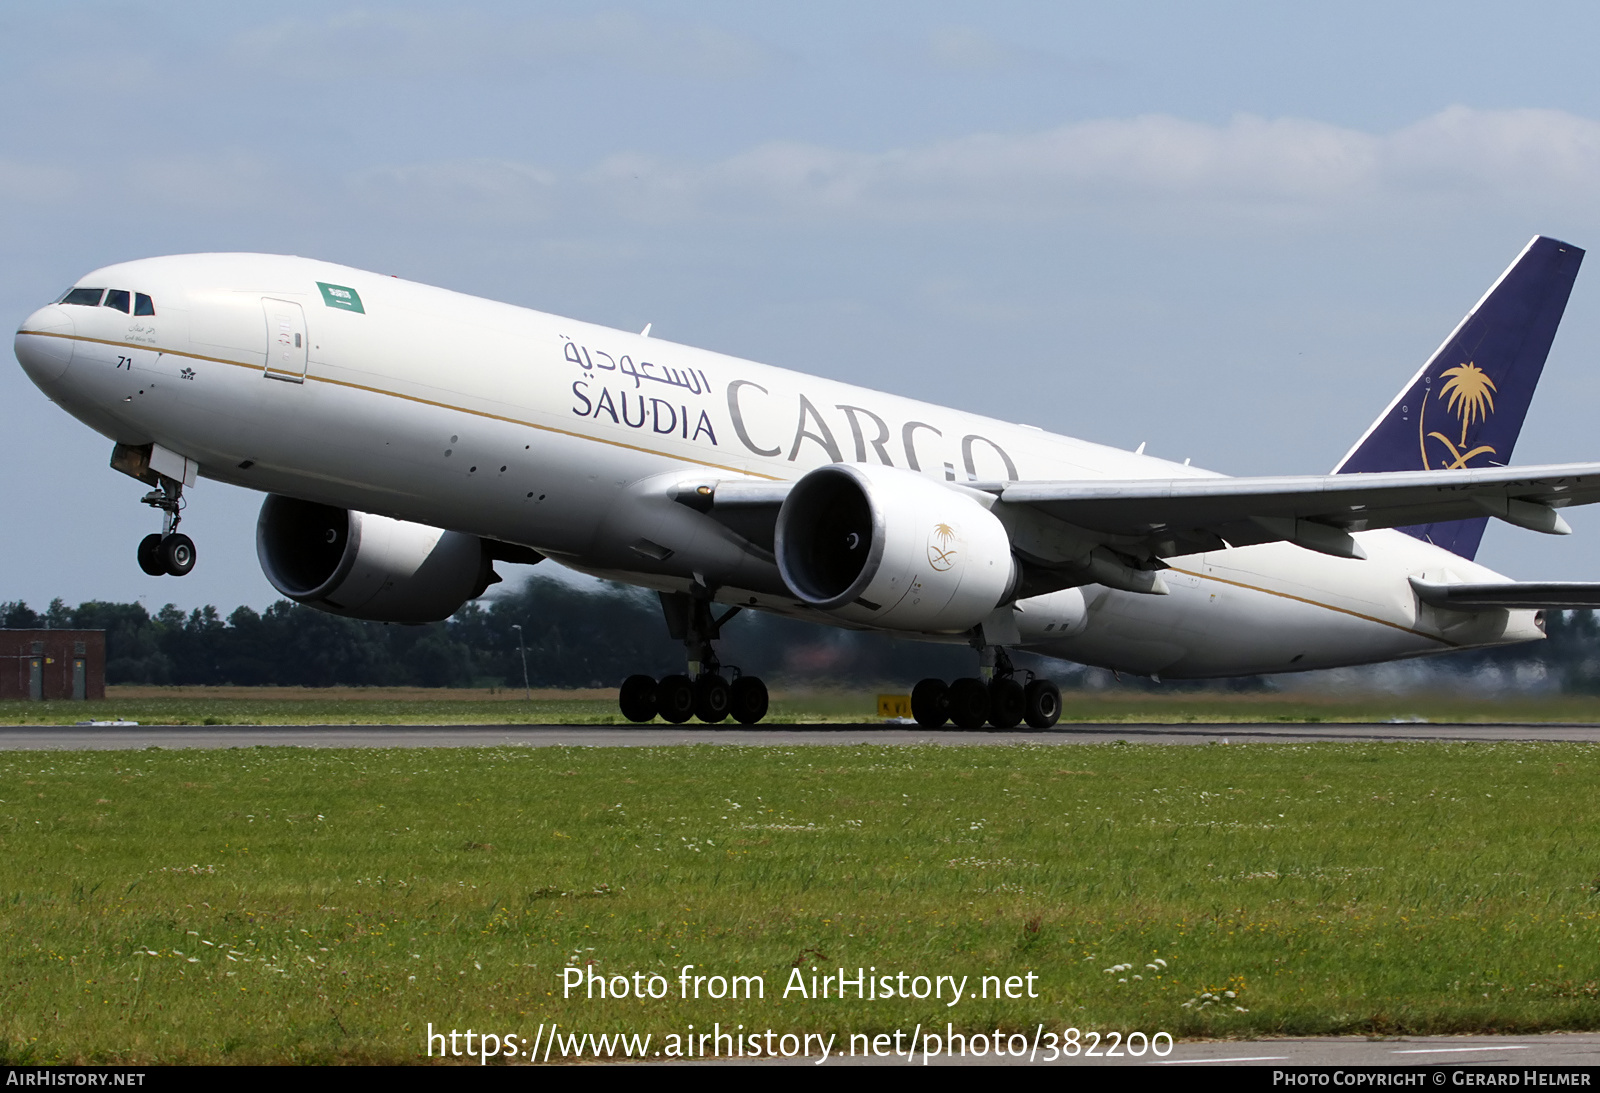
[316,282,364,314]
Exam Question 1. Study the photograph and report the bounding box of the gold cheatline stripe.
[13,330,1474,645]
[20,330,783,481]
[1166,565,1455,647]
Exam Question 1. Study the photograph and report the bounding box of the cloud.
[21,107,1597,238]
[921,25,1064,73]
[584,107,1600,225]
[1384,106,1600,196]
[352,160,558,225]
[124,153,290,214]
[230,10,785,81]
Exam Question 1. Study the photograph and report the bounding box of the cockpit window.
[60,287,104,306]
[103,289,131,313]
[134,293,155,316]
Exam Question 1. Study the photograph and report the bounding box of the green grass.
[3,741,1600,1063]
[8,686,1600,726]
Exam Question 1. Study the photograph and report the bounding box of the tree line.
[2,579,1595,691]
[0,578,974,689]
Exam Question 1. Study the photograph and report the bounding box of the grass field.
[3,740,1600,1063]
[1,686,859,727]
[7,686,1600,726]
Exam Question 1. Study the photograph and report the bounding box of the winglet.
[1333,236,1584,559]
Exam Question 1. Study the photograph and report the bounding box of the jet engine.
[256,495,495,622]
[774,463,1017,633]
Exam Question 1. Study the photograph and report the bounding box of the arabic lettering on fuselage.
[565,335,719,445]
[563,337,711,395]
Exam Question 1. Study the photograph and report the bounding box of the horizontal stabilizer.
[989,461,1600,559]
[1410,578,1600,611]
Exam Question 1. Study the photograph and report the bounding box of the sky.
[5,2,1600,615]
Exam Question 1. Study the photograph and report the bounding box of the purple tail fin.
[1333,236,1584,560]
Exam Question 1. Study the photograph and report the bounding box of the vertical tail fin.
[1333,235,1584,560]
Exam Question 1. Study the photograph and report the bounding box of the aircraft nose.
[15,304,75,386]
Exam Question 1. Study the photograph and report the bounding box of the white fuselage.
[14,253,1542,678]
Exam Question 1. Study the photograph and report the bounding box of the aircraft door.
[262,298,309,383]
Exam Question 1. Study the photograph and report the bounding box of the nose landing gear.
[136,532,196,576]
[135,477,196,577]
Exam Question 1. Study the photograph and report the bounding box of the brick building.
[0,630,106,701]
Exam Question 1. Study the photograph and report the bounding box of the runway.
[4,721,1600,749]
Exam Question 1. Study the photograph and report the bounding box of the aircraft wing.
[989,462,1600,560]
[679,462,1600,586]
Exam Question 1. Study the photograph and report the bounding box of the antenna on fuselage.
[640,323,652,337]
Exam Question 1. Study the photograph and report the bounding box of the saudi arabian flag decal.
[316,282,364,314]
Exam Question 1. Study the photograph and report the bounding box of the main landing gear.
[911,647,1061,730]
[618,592,769,725]
[619,671,768,726]
[135,477,196,577]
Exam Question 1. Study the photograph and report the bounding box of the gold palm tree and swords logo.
[1420,362,1497,470]
[927,522,958,572]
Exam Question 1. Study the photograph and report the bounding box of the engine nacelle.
[256,495,493,622]
[774,463,1017,633]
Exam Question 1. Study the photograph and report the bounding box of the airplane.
[14,236,1600,729]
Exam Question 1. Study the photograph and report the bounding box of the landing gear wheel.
[137,534,165,576]
[618,674,658,723]
[656,674,695,724]
[1023,679,1062,729]
[693,674,732,723]
[730,676,768,725]
[159,533,196,576]
[911,678,949,728]
[988,677,1025,730]
[948,677,990,730]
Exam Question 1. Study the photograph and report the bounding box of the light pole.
[510,624,530,700]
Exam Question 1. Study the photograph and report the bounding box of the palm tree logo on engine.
[1419,362,1497,470]
[927,522,958,572]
